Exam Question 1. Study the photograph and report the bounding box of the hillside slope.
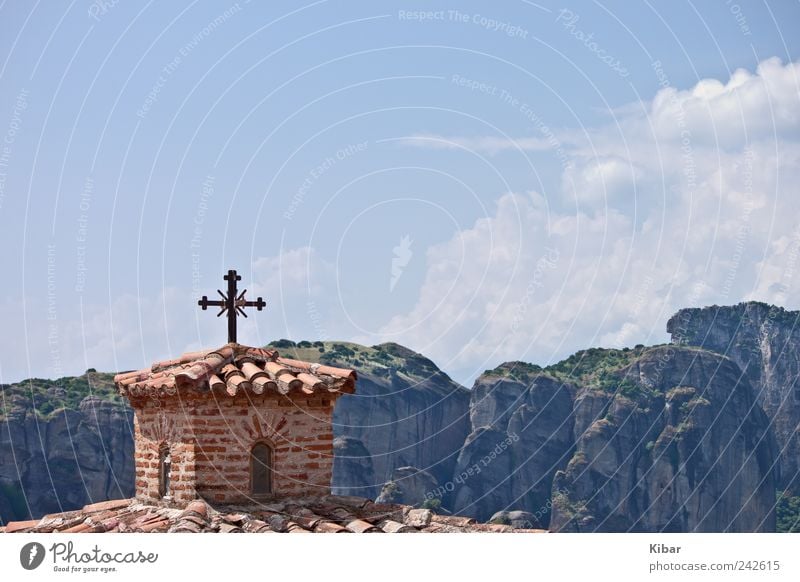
[2,311,797,532]
[0,372,134,523]
[668,302,800,492]
[269,340,471,500]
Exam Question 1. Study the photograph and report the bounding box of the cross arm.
[198,295,227,310]
[235,290,266,310]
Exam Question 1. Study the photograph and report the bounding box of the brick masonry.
[130,393,338,505]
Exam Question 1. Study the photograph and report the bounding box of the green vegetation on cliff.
[482,361,543,383]
[267,340,453,387]
[485,347,650,395]
[483,345,732,402]
[0,371,120,421]
[0,481,27,520]
[545,346,646,384]
[776,491,800,533]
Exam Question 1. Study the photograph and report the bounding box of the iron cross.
[197,269,265,343]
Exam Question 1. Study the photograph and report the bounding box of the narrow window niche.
[251,441,273,495]
[158,442,171,499]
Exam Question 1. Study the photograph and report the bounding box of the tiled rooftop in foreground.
[115,342,357,504]
[0,496,547,534]
[114,343,356,399]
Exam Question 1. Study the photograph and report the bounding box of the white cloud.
[397,133,559,155]
[250,245,337,344]
[649,58,800,145]
[253,245,333,298]
[378,58,800,383]
[562,155,640,205]
[4,60,798,388]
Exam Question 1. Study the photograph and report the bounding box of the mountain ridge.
[2,302,799,531]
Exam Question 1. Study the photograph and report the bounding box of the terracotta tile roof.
[113,343,356,399]
[0,497,547,534]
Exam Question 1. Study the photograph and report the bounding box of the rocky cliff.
[0,373,134,524]
[548,347,776,532]
[0,341,471,525]
[2,321,794,532]
[441,345,778,531]
[444,362,575,523]
[271,340,471,502]
[668,302,800,492]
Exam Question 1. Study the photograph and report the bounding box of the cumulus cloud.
[406,58,799,158]
[649,57,800,145]
[562,155,641,206]
[5,59,798,387]
[250,245,337,343]
[381,58,800,383]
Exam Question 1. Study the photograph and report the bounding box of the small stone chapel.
[113,270,356,506]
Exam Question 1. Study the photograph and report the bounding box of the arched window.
[158,443,171,498]
[251,441,273,495]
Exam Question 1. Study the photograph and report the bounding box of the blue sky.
[1,1,798,385]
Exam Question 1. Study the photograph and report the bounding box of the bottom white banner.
[1,533,797,581]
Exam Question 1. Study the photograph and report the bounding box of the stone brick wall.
[131,394,337,505]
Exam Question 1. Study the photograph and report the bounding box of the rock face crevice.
[332,436,378,499]
[445,370,575,524]
[668,302,800,492]
[329,343,471,501]
[0,391,134,523]
[548,347,776,532]
[1,319,790,532]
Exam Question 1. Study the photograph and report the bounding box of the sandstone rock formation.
[2,324,791,532]
[332,436,378,499]
[548,347,776,532]
[444,363,575,524]
[489,509,542,529]
[375,466,439,506]
[291,342,471,493]
[668,302,800,492]
[0,374,133,523]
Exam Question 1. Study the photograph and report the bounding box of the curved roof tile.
[114,343,356,399]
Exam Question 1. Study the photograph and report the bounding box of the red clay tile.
[4,496,545,534]
[4,519,39,533]
[345,519,382,533]
[82,499,131,513]
[114,342,356,399]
